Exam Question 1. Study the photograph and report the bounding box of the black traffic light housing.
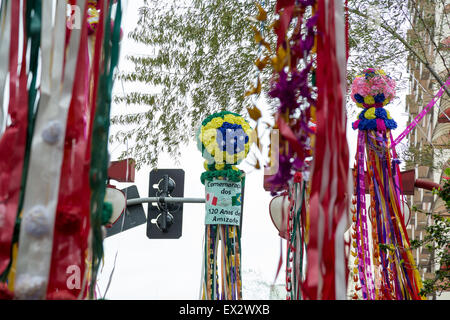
[147,169,185,239]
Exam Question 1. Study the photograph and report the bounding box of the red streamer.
[0,0,29,275]
[47,2,92,299]
[304,0,350,300]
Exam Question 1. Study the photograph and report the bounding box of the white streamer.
[14,0,86,299]
[0,0,11,136]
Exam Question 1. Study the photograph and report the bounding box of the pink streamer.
[392,77,450,147]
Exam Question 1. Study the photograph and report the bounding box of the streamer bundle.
[303,0,351,300]
[350,69,424,300]
[197,111,252,300]
[284,172,307,300]
[265,0,318,193]
[0,0,123,300]
[250,0,351,300]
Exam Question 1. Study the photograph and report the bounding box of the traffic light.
[147,169,185,239]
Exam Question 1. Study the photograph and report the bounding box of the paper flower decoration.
[14,274,47,300]
[197,111,252,167]
[23,205,51,238]
[351,68,396,108]
[351,69,397,132]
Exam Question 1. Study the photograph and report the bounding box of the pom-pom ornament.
[14,274,47,300]
[351,68,396,107]
[197,111,252,184]
[55,207,82,234]
[41,120,63,145]
[23,205,51,238]
[351,68,397,132]
[197,111,252,166]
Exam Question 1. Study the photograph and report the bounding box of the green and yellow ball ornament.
[197,111,252,184]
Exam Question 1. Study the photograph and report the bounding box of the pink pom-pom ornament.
[351,68,396,108]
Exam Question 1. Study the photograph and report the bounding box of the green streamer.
[0,0,41,282]
[289,181,306,300]
[88,0,122,299]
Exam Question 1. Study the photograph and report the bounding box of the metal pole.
[127,197,205,206]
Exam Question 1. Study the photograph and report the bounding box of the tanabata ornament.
[350,69,424,300]
[197,111,252,300]
[0,0,124,300]
[283,172,308,300]
[251,0,319,298]
[301,0,352,300]
[351,69,397,132]
[260,0,351,300]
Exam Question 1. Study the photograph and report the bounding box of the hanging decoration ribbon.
[4,0,43,293]
[249,0,351,300]
[46,0,92,300]
[0,0,30,281]
[264,0,317,194]
[284,172,307,300]
[0,0,124,300]
[197,111,252,300]
[88,0,123,299]
[249,0,319,299]
[245,0,317,194]
[304,0,351,300]
[350,68,425,300]
[0,0,11,137]
[13,0,86,300]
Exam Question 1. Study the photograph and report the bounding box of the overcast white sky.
[97,0,286,300]
[96,0,409,300]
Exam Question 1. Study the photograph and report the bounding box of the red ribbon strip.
[47,2,91,299]
[0,0,29,276]
[274,1,295,49]
[304,0,349,300]
[277,116,305,162]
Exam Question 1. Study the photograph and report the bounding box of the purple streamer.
[359,131,377,300]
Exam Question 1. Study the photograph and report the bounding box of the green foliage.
[409,171,450,298]
[410,210,449,297]
[111,0,449,168]
[347,0,409,83]
[111,0,264,168]
[401,143,450,170]
[439,168,450,210]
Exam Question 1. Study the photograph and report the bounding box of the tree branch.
[409,0,450,78]
[348,7,450,99]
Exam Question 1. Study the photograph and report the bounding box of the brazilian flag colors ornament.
[197,111,252,300]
